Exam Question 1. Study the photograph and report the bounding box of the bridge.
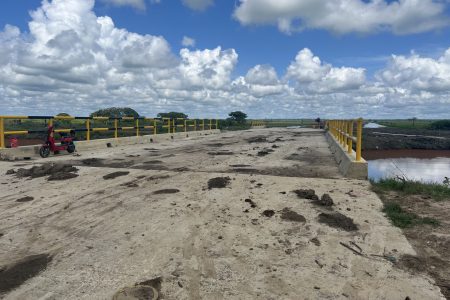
[0,117,444,299]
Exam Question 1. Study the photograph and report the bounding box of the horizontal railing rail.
[0,115,219,148]
[251,120,266,126]
[326,118,363,162]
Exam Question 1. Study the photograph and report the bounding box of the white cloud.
[0,0,449,119]
[181,0,214,11]
[100,0,147,10]
[377,49,450,92]
[179,47,238,89]
[286,48,366,93]
[234,0,449,35]
[181,36,196,47]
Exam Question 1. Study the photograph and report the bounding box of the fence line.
[0,115,219,149]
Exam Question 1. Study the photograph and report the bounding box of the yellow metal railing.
[326,118,363,162]
[251,120,266,127]
[0,115,220,148]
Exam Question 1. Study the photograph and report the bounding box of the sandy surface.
[0,128,444,299]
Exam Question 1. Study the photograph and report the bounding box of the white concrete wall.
[0,130,220,160]
[325,131,368,180]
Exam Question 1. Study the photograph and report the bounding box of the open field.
[372,179,450,299]
[0,128,445,299]
[363,127,450,151]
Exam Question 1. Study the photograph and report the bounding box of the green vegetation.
[157,112,188,119]
[382,202,440,228]
[228,111,247,124]
[429,120,450,130]
[376,119,435,129]
[264,119,316,128]
[371,178,450,201]
[90,107,139,118]
[374,119,450,130]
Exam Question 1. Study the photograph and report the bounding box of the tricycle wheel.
[67,144,76,153]
[39,146,50,158]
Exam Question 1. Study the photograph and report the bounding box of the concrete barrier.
[0,130,220,160]
[325,131,368,180]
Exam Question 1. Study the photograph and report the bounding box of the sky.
[0,0,450,119]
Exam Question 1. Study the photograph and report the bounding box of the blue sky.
[1,0,450,118]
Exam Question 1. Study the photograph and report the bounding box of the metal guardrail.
[251,120,266,126]
[0,115,219,149]
[326,118,363,162]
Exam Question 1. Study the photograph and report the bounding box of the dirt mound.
[103,171,130,180]
[245,199,257,208]
[112,285,158,300]
[316,194,334,207]
[13,163,78,181]
[81,158,104,166]
[208,151,234,155]
[0,254,52,295]
[257,150,270,157]
[48,172,79,181]
[246,136,267,143]
[120,181,139,188]
[396,254,427,273]
[262,210,275,217]
[229,164,251,167]
[280,208,306,222]
[146,175,170,181]
[153,189,180,194]
[207,143,224,147]
[144,160,163,164]
[294,189,319,201]
[208,177,231,189]
[318,213,358,231]
[16,196,34,203]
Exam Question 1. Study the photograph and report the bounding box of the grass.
[382,202,440,228]
[371,178,450,201]
[375,119,435,129]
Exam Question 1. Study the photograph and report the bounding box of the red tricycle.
[39,125,76,158]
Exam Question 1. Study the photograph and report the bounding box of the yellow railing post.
[154,119,157,135]
[338,120,341,143]
[136,119,139,137]
[202,119,205,131]
[209,119,212,130]
[172,119,176,134]
[194,119,197,131]
[184,119,187,133]
[216,119,218,129]
[114,118,118,138]
[0,117,4,149]
[86,119,90,141]
[356,118,363,161]
[347,120,353,154]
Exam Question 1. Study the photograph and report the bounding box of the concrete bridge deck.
[0,128,444,299]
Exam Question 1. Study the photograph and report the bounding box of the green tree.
[157,112,188,119]
[56,112,71,117]
[90,107,139,118]
[228,111,247,124]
